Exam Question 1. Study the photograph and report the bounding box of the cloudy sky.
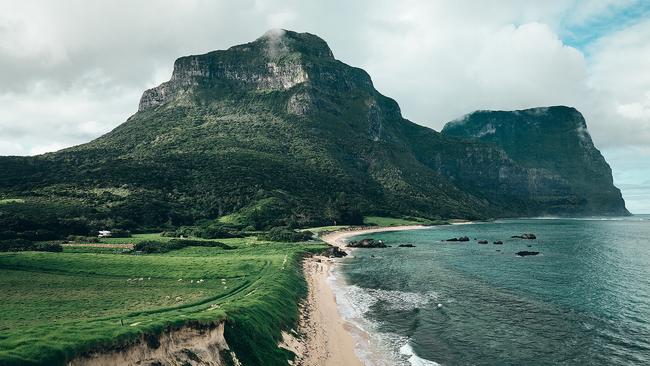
[1,0,649,213]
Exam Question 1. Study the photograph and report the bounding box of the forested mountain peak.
[0,31,628,239]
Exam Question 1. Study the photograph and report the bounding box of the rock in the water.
[446,236,470,242]
[478,240,488,244]
[322,246,347,258]
[493,240,503,245]
[516,251,540,256]
[398,244,416,248]
[347,238,387,248]
[511,233,537,239]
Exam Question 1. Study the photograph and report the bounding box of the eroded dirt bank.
[68,321,240,366]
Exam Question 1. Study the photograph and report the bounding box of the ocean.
[332,216,650,365]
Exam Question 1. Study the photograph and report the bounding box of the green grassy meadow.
[0,233,326,365]
[362,215,445,227]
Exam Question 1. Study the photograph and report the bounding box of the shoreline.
[291,225,429,365]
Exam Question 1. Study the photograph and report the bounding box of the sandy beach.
[288,225,428,366]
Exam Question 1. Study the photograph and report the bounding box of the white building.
[98,230,112,238]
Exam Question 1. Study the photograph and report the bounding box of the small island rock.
[446,236,470,242]
[347,238,387,248]
[511,233,537,239]
[516,251,540,256]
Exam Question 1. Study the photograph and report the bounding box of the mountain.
[441,107,629,216]
[0,29,628,238]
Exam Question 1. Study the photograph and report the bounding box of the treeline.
[0,239,62,252]
[133,239,234,254]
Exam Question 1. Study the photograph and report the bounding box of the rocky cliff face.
[139,29,348,111]
[441,106,629,215]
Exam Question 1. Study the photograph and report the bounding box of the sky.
[0,0,649,213]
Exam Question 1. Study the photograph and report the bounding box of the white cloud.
[617,93,650,121]
[347,3,589,127]
[583,19,650,148]
[0,83,140,155]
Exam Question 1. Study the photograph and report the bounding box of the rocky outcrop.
[516,251,540,256]
[347,238,387,248]
[445,236,470,242]
[322,246,347,257]
[511,233,536,239]
[138,29,364,113]
[139,30,327,111]
[68,322,240,366]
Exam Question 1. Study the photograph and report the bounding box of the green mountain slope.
[0,30,628,237]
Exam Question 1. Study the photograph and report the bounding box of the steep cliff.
[441,107,629,215]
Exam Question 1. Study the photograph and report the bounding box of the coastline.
[291,225,429,365]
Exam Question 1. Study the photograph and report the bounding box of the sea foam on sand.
[329,262,442,366]
[399,344,441,366]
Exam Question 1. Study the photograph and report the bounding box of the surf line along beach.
[283,225,428,365]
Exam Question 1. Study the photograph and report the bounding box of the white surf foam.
[399,343,441,366]
[328,262,442,366]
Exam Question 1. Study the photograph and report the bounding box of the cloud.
[0,83,140,155]
[583,19,650,148]
[0,0,636,150]
[357,18,588,126]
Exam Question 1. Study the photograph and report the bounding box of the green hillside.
[0,235,325,365]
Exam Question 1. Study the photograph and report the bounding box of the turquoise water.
[339,217,650,365]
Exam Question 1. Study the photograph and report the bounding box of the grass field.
[362,216,444,227]
[0,198,25,205]
[0,233,326,365]
[298,225,350,234]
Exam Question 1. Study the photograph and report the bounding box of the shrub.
[168,239,235,250]
[0,239,62,252]
[18,230,58,241]
[66,235,99,243]
[109,228,131,238]
[133,240,168,254]
[258,227,314,242]
[0,230,18,240]
[33,242,63,252]
[0,239,34,252]
[133,239,234,254]
[193,223,243,239]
